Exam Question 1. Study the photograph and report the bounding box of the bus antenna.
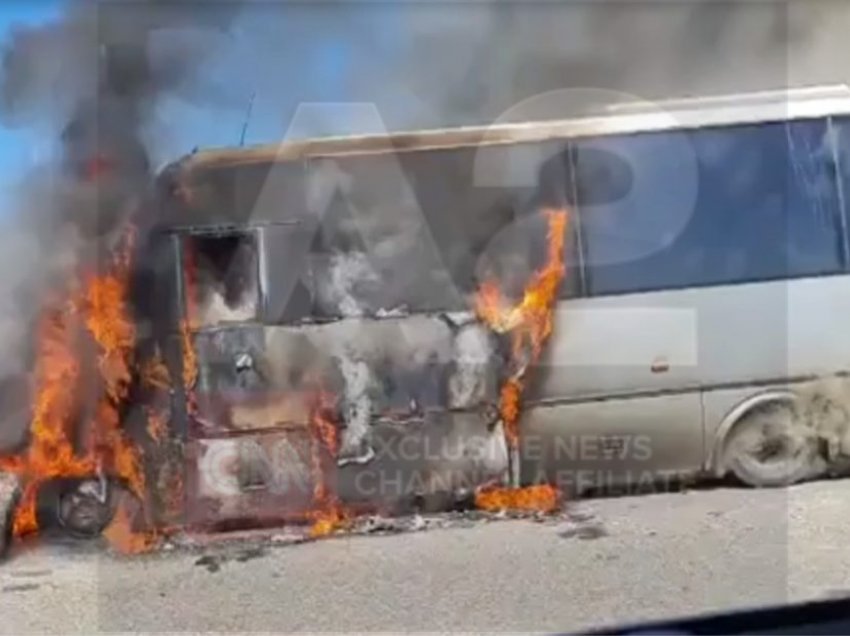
[239,92,256,147]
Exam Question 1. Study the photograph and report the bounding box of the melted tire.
[56,478,116,539]
[724,402,824,488]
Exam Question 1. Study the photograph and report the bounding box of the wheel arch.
[708,388,797,477]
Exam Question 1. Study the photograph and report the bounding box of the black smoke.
[0,0,241,449]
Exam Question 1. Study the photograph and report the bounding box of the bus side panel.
[520,393,703,494]
[522,294,703,491]
[786,275,850,377]
[702,274,850,472]
[688,276,850,390]
[527,274,850,485]
[531,295,701,400]
[522,276,806,486]
[533,275,850,403]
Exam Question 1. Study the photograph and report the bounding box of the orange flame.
[475,208,568,448]
[140,354,170,392]
[138,344,184,531]
[182,237,199,331]
[0,201,568,548]
[179,238,199,417]
[308,506,347,539]
[103,498,160,555]
[499,380,522,448]
[2,299,94,537]
[0,227,151,545]
[311,391,339,460]
[81,228,146,503]
[179,321,198,394]
[306,391,347,538]
[146,410,168,445]
[474,484,561,514]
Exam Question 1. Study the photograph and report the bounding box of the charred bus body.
[132,124,572,531]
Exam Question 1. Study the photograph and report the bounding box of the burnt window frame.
[174,224,266,331]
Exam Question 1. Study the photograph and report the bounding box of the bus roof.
[170,84,850,173]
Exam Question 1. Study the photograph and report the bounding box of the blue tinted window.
[575,119,846,296]
[827,116,850,243]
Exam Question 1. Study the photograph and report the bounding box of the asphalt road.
[3,479,850,634]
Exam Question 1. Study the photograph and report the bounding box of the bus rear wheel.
[724,402,824,488]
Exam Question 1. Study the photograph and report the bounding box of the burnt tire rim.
[57,479,116,539]
[727,405,818,484]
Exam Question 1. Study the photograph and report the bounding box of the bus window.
[306,150,539,315]
[183,230,261,327]
[260,224,317,324]
[576,118,846,296]
[824,116,850,242]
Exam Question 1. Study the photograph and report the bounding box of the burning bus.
[0,101,571,550]
[132,122,570,536]
[9,84,850,554]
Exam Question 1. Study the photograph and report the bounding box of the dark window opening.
[183,231,260,327]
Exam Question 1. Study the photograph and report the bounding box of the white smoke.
[0,1,243,447]
[336,354,374,464]
[320,252,381,319]
[449,321,497,409]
